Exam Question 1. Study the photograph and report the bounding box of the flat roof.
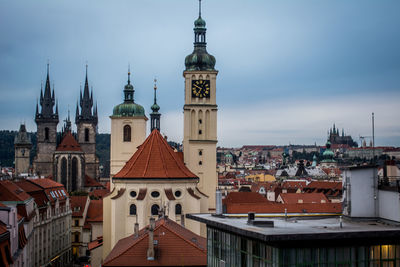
[187,213,400,247]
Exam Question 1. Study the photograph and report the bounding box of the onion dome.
[184,1,216,71]
[322,141,335,163]
[112,71,145,117]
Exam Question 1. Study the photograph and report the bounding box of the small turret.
[150,79,161,131]
[185,0,216,71]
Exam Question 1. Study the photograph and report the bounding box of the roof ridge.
[162,220,206,252]
[157,131,169,177]
[118,130,153,177]
[158,131,195,177]
[104,222,164,265]
[143,130,156,176]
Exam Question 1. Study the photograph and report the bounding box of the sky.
[0,0,399,147]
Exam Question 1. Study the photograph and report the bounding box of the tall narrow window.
[151,204,160,216]
[71,157,78,192]
[85,128,89,142]
[45,127,49,141]
[61,158,67,186]
[123,125,131,142]
[129,204,137,215]
[175,204,182,215]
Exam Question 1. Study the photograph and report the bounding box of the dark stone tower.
[150,79,161,132]
[33,64,59,177]
[14,124,32,176]
[75,65,99,179]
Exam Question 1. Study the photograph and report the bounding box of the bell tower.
[183,0,218,211]
[33,64,59,177]
[75,65,99,179]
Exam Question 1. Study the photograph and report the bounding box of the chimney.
[215,188,223,216]
[180,214,185,227]
[147,218,155,261]
[134,222,139,238]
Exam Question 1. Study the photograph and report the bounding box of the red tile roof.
[278,193,329,204]
[281,180,307,189]
[56,131,82,151]
[86,200,103,223]
[0,180,31,202]
[70,196,88,217]
[305,181,342,190]
[88,236,103,251]
[103,217,206,266]
[223,192,270,204]
[84,175,105,188]
[89,189,110,199]
[225,202,342,214]
[114,130,198,180]
[27,178,65,189]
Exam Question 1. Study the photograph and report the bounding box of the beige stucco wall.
[109,116,147,177]
[183,71,218,211]
[102,179,207,260]
[90,245,103,267]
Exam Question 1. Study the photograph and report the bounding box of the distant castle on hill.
[328,124,357,147]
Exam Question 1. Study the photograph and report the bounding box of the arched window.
[123,125,131,142]
[85,128,89,142]
[175,204,182,215]
[151,204,159,216]
[129,204,137,215]
[61,158,67,186]
[45,127,49,141]
[71,157,78,191]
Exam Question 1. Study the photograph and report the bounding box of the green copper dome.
[185,50,216,71]
[113,102,145,117]
[322,141,335,162]
[185,10,216,71]
[113,71,145,117]
[194,16,206,28]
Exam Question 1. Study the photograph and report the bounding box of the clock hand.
[193,84,202,90]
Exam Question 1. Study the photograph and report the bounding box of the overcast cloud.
[0,0,399,147]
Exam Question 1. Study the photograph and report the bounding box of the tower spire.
[199,0,202,17]
[77,64,96,124]
[150,78,161,131]
[123,67,134,102]
[36,63,57,121]
[185,0,216,71]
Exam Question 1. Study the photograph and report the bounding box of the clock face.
[191,79,210,98]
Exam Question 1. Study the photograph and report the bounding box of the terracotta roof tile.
[114,130,198,179]
[281,181,307,189]
[225,202,342,214]
[305,181,342,190]
[86,200,103,223]
[84,175,105,188]
[89,188,110,199]
[103,217,206,266]
[278,193,329,204]
[0,180,31,202]
[27,178,65,189]
[56,132,82,151]
[88,236,103,251]
[71,196,88,217]
[223,192,269,204]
